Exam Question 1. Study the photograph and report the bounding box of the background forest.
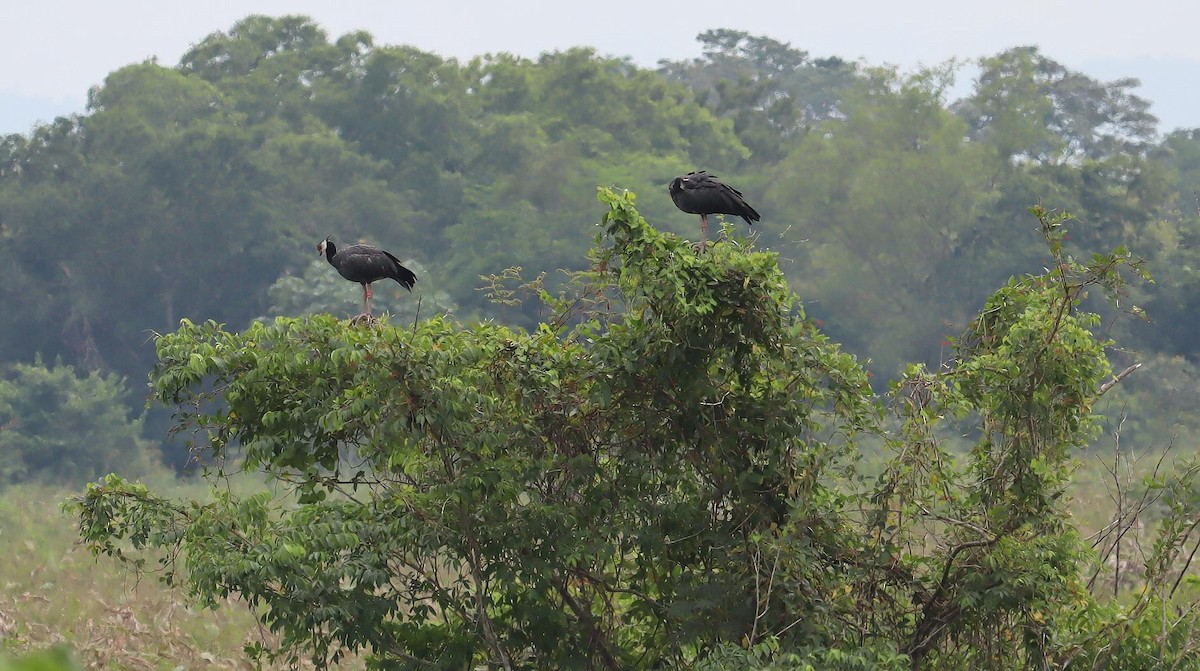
[2,16,1199,471]
[4,13,1200,669]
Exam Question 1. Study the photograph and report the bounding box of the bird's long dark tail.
[393,267,417,291]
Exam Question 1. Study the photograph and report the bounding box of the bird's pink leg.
[700,214,709,245]
[361,283,373,316]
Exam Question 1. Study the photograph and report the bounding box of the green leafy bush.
[0,358,158,485]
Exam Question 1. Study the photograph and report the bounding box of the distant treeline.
[1,16,1197,464]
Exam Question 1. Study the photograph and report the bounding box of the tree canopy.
[73,190,1200,669]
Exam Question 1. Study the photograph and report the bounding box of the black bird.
[668,171,761,245]
[317,237,417,318]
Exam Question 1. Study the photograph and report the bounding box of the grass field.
[0,477,364,670]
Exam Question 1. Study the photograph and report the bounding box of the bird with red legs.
[668,171,761,248]
[318,237,417,323]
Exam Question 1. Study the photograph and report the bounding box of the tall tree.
[659,29,864,160]
[954,46,1158,166]
[763,66,994,374]
[0,119,93,368]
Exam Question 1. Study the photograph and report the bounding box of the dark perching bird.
[668,171,761,245]
[318,237,417,319]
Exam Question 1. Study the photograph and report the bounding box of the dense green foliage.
[73,192,1200,668]
[0,358,157,484]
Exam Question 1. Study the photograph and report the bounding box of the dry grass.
[0,479,363,670]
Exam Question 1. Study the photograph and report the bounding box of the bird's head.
[317,236,332,256]
[670,171,706,194]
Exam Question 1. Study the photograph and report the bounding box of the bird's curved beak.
[317,240,326,256]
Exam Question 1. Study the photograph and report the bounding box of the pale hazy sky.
[3,1,1200,135]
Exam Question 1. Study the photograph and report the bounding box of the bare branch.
[1096,363,1143,398]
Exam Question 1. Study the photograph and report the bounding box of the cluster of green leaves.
[864,206,1150,668]
[73,192,1200,669]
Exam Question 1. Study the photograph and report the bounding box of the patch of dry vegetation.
[0,481,363,670]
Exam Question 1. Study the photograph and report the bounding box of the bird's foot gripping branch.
[72,193,1197,670]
